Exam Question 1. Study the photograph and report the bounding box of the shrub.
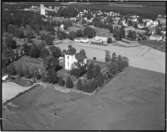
[84,27,96,38]
[77,79,82,90]
[41,33,54,45]
[76,29,83,37]
[66,76,73,88]
[40,47,50,58]
[46,68,59,84]
[7,63,16,75]
[105,50,111,62]
[68,31,76,40]
[87,62,94,79]
[29,44,41,58]
[107,37,112,43]
[58,76,65,86]
[95,72,104,87]
[79,79,97,93]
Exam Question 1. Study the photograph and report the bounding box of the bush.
[107,37,112,43]
[105,50,111,62]
[57,30,67,40]
[7,63,16,75]
[66,76,73,88]
[41,33,54,45]
[78,79,98,93]
[84,27,96,38]
[58,76,65,86]
[68,31,76,40]
[95,72,104,87]
[5,36,17,49]
[77,79,82,90]
[46,68,59,84]
[76,29,83,37]
[29,44,41,58]
[40,47,50,58]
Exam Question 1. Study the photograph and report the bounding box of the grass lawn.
[3,66,165,130]
[139,40,166,52]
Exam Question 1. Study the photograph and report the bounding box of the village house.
[149,34,163,41]
[91,36,108,45]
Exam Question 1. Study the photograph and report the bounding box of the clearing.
[55,39,165,73]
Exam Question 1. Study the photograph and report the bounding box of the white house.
[64,54,87,70]
[93,36,108,43]
[74,38,89,43]
[149,34,162,41]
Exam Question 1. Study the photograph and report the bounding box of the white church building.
[64,46,87,71]
[64,54,77,71]
[40,4,46,16]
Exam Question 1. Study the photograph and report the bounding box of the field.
[69,2,166,19]
[3,67,165,130]
[139,40,166,52]
[55,39,165,73]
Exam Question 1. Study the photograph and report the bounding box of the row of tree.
[57,26,96,40]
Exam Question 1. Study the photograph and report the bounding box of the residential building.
[149,34,163,41]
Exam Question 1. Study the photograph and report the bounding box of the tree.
[50,46,62,58]
[65,45,76,55]
[127,30,136,40]
[76,29,83,37]
[23,43,31,56]
[109,61,119,75]
[111,52,117,62]
[120,26,125,38]
[68,31,76,40]
[87,62,94,79]
[155,26,162,35]
[117,55,124,72]
[109,25,113,33]
[95,72,104,87]
[84,26,96,38]
[113,27,122,41]
[66,76,73,88]
[75,49,87,65]
[40,47,50,58]
[105,50,111,62]
[106,16,113,24]
[138,17,143,24]
[77,79,82,90]
[7,63,16,75]
[57,29,67,40]
[46,68,59,84]
[93,65,101,78]
[107,37,112,43]
[5,36,17,49]
[29,44,41,58]
[41,33,54,45]
[58,76,65,86]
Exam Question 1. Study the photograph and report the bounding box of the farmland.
[3,66,165,130]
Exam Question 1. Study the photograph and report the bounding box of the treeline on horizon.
[3,1,166,19]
